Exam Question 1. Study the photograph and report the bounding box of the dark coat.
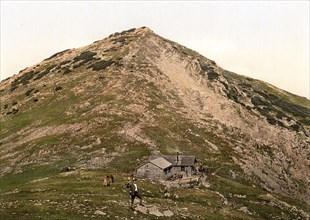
[127,182,137,196]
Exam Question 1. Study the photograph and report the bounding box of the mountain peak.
[1,27,310,218]
[106,26,154,40]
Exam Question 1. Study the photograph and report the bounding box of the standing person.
[127,178,143,209]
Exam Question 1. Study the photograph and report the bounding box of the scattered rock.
[238,206,252,215]
[94,210,106,216]
[163,210,174,217]
[234,194,247,198]
[135,204,148,215]
[148,206,163,217]
[164,192,170,198]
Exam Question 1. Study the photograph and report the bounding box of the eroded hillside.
[0,27,309,219]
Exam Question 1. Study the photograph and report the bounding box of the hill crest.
[0,27,309,218]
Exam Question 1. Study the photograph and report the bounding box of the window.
[181,166,185,171]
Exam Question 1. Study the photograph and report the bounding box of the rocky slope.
[0,27,309,219]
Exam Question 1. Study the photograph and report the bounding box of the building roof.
[150,157,172,170]
[148,155,197,167]
[164,155,196,166]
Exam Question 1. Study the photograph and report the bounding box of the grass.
[1,170,154,219]
[222,70,310,109]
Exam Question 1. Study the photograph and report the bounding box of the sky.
[1,1,309,98]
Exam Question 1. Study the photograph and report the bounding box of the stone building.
[136,155,197,180]
[136,157,173,179]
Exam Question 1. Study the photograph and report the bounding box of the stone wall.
[136,163,174,180]
[136,163,165,179]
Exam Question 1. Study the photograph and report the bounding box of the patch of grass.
[109,143,150,173]
[0,164,59,191]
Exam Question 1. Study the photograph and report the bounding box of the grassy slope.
[1,166,309,219]
[1,29,310,219]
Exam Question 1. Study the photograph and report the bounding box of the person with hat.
[127,177,143,209]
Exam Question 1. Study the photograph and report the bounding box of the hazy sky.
[1,1,309,98]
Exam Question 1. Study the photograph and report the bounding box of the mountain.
[0,27,309,219]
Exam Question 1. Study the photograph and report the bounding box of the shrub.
[62,67,72,75]
[277,121,286,128]
[43,49,70,61]
[120,28,136,35]
[266,115,277,125]
[240,83,252,88]
[111,36,128,44]
[104,47,119,53]
[220,81,229,90]
[72,60,91,69]
[88,60,114,71]
[55,86,63,91]
[257,91,310,118]
[25,88,35,96]
[251,96,268,106]
[12,108,19,115]
[290,124,300,132]
[10,86,18,92]
[299,119,310,126]
[34,65,57,81]
[11,70,36,88]
[274,100,310,118]
[73,51,97,63]
[275,111,287,119]
[205,70,219,81]
[59,60,71,66]
[226,86,240,103]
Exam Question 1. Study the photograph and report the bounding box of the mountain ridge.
[0,27,309,219]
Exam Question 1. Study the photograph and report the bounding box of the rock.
[149,209,163,217]
[135,204,148,215]
[180,207,188,212]
[163,210,174,217]
[94,210,106,216]
[148,206,163,217]
[164,192,170,198]
[229,170,236,179]
[234,194,247,198]
[238,206,252,215]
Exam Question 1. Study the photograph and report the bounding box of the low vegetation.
[1,27,309,219]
